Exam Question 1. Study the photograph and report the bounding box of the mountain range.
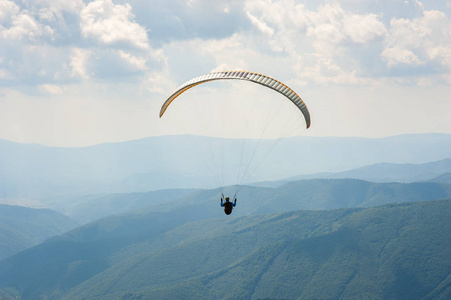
[1,133,450,299]
[0,205,78,260]
[35,177,451,225]
[0,199,449,299]
[285,158,451,184]
[1,133,450,198]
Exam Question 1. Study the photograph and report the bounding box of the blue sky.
[0,0,450,146]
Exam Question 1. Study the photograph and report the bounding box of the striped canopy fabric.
[159,70,310,129]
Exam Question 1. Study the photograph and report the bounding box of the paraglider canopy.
[159,70,310,129]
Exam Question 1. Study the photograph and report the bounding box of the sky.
[0,0,450,147]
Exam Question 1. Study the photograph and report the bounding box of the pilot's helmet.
[225,197,230,201]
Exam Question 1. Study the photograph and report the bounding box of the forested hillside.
[0,199,449,299]
[0,205,78,260]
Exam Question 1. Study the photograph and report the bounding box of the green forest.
[1,198,449,299]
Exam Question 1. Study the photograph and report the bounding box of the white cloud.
[167,35,255,73]
[34,0,84,23]
[342,13,387,44]
[412,0,424,11]
[382,9,451,71]
[240,1,451,84]
[0,0,20,24]
[118,50,147,71]
[39,83,63,95]
[246,11,274,36]
[1,11,53,41]
[145,70,174,94]
[242,2,388,84]
[70,48,90,78]
[428,45,451,68]
[0,0,167,87]
[211,63,232,72]
[80,0,150,50]
[30,0,84,13]
[0,68,11,79]
[382,47,422,66]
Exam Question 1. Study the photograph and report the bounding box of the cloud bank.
[1,0,450,88]
[0,0,450,146]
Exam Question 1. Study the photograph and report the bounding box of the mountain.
[1,133,450,198]
[426,173,451,184]
[39,178,451,224]
[257,179,451,213]
[0,205,78,260]
[38,156,450,224]
[135,200,450,300]
[0,199,449,299]
[62,188,196,224]
[0,204,214,299]
[142,179,451,218]
[285,158,451,183]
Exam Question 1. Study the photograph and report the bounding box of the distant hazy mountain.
[0,200,449,299]
[63,188,196,224]
[44,178,451,224]
[256,179,451,213]
[283,158,451,183]
[1,133,450,198]
[139,179,451,219]
[0,205,78,260]
[426,173,451,184]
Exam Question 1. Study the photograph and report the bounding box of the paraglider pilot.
[220,194,236,215]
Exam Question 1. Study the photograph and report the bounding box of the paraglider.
[220,194,236,215]
[160,70,311,215]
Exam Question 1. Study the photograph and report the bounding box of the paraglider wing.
[159,71,311,128]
